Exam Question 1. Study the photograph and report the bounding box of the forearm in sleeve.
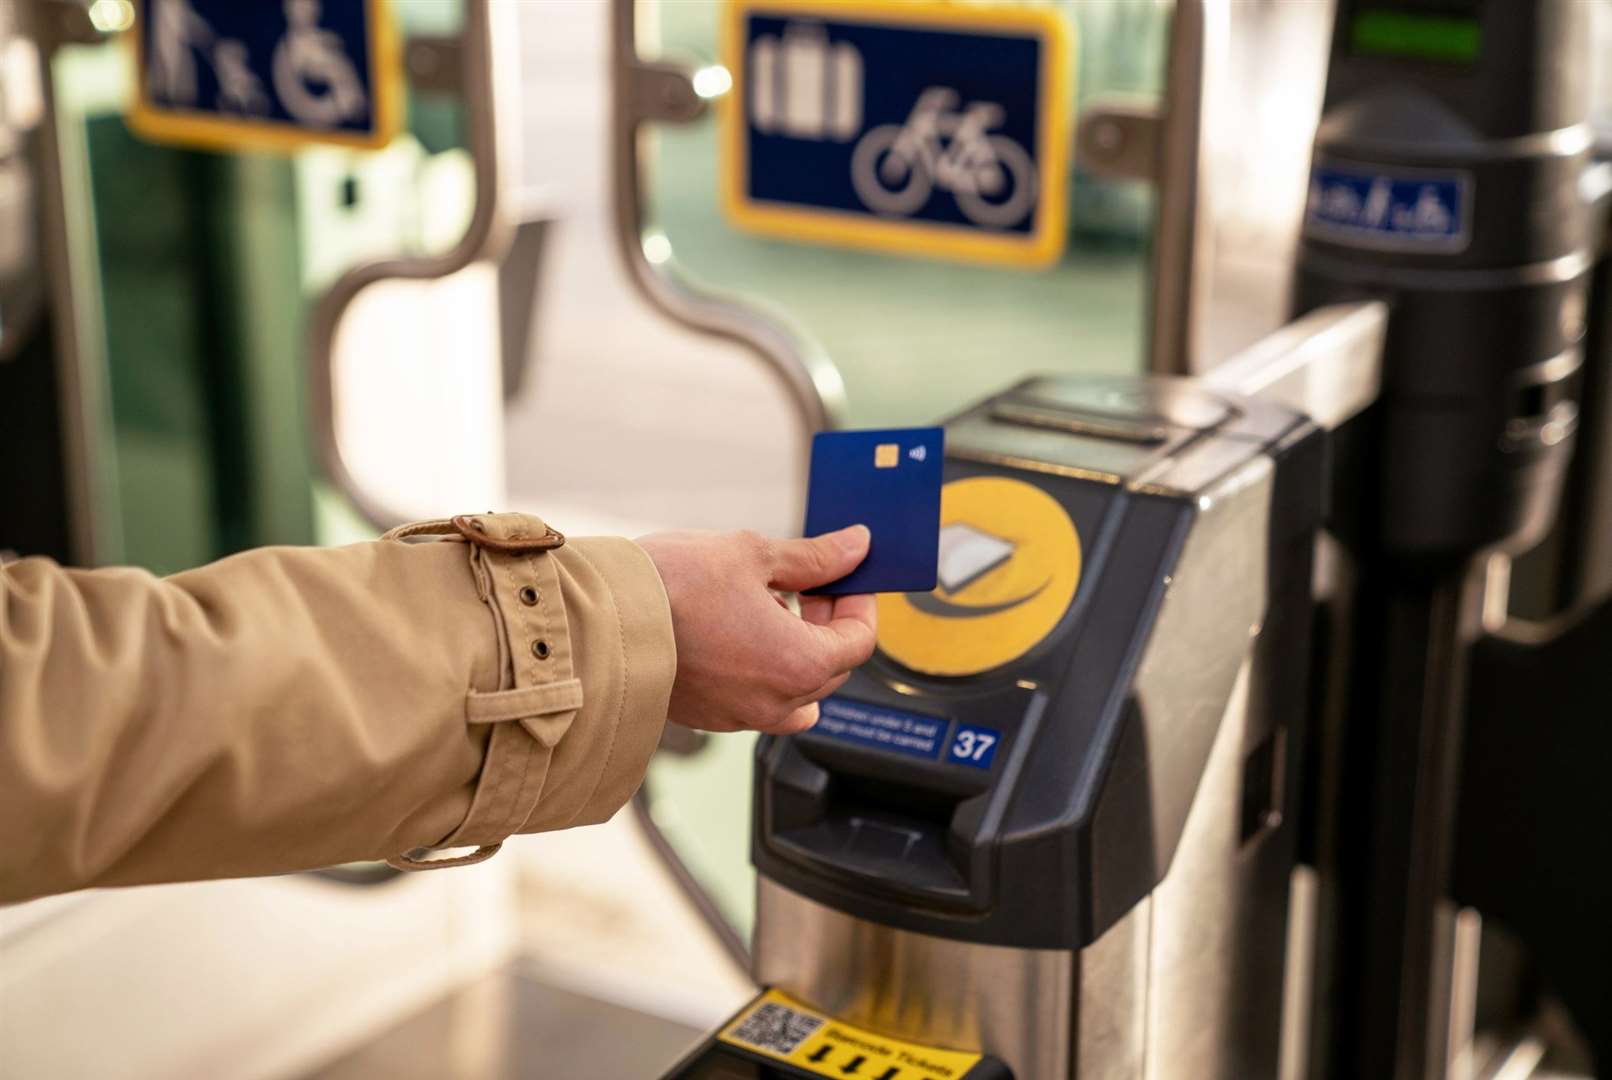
[0,513,675,902]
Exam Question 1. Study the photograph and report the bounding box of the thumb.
[768,525,871,592]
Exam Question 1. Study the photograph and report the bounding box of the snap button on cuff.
[519,585,540,606]
[531,639,551,660]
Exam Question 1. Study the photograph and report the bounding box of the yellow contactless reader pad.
[877,476,1082,677]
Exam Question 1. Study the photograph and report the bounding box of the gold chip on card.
[875,443,900,468]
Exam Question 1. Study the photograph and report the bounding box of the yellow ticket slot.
[654,988,1012,1079]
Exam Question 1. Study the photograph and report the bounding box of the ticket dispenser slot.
[668,372,1329,1080]
[763,687,1024,912]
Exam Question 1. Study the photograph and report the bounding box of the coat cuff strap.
[465,679,584,746]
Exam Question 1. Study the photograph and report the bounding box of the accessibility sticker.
[815,696,948,761]
[129,0,401,152]
[722,0,1074,267]
[720,989,985,1079]
[1304,163,1471,252]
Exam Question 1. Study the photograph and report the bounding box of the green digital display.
[1351,10,1482,64]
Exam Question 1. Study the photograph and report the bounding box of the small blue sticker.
[814,697,947,760]
[1305,164,1470,252]
[947,722,1001,770]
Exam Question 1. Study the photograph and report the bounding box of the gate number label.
[723,0,1074,268]
[948,722,1001,770]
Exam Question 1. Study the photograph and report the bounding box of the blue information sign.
[722,0,1074,267]
[814,696,948,761]
[130,0,400,152]
[1304,163,1471,252]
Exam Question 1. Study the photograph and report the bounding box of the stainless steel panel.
[1201,301,1386,432]
[1076,901,1150,1080]
[1151,0,1338,375]
[1143,662,1285,1079]
[1131,457,1296,1080]
[755,878,1078,1080]
[1148,0,1223,376]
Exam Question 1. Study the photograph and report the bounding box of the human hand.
[635,526,877,734]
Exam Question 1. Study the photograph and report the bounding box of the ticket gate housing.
[667,363,1358,1079]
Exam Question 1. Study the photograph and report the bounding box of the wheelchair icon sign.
[724,0,1074,268]
[131,0,400,152]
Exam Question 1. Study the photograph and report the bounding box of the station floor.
[307,962,702,1080]
[304,960,1599,1080]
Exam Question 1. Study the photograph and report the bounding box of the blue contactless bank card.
[803,427,944,595]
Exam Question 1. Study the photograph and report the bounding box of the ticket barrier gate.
[1292,2,1610,1075]
[664,303,1383,1080]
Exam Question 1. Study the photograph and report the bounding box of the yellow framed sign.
[721,0,1075,268]
[128,0,401,153]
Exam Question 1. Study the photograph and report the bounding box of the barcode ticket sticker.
[719,988,984,1079]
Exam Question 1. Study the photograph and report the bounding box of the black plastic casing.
[1295,0,1595,560]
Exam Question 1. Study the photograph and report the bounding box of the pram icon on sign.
[723,0,1073,268]
[1304,164,1470,252]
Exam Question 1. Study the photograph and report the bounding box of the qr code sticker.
[729,1001,824,1056]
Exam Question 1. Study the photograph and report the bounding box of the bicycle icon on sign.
[851,86,1038,228]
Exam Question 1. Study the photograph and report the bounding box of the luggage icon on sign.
[748,22,863,142]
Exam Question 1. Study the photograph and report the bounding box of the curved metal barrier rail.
[608,0,849,971]
[307,0,521,532]
[301,0,518,886]
[305,1,843,928]
[607,0,845,435]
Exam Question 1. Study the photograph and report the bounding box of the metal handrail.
[607,0,844,434]
[607,0,865,968]
[1147,0,1226,377]
[1202,300,1387,431]
[307,0,520,531]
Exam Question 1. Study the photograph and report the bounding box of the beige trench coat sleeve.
[0,512,675,903]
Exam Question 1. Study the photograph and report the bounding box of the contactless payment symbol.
[878,476,1081,677]
[722,0,1074,267]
